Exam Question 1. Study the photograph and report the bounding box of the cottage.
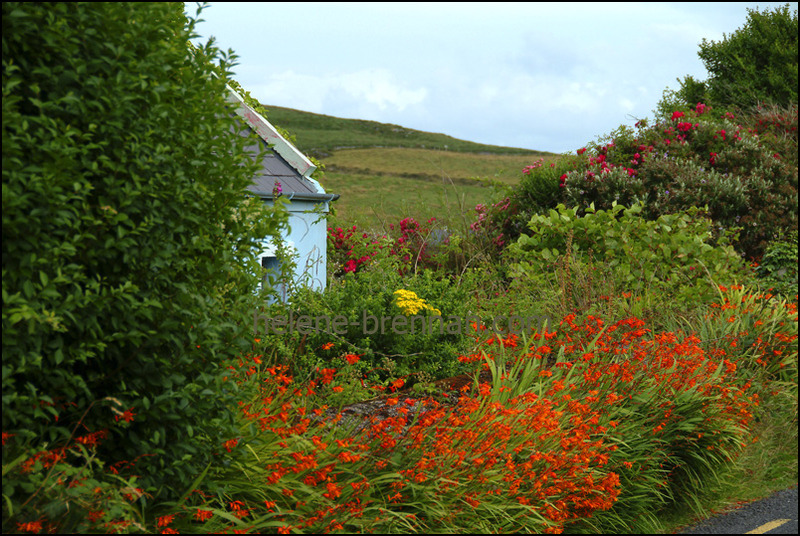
[226,86,339,300]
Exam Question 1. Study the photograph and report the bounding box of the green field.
[263,106,558,229]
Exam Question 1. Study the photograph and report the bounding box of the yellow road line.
[745,519,791,534]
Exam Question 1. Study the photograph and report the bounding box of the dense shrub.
[508,203,749,307]
[255,249,480,396]
[469,155,580,261]
[755,230,799,297]
[663,4,798,111]
[328,215,472,277]
[2,1,284,497]
[503,103,797,260]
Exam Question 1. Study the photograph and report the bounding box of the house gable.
[225,85,337,296]
[226,85,315,179]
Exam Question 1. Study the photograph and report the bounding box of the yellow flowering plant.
[393,289,442,316]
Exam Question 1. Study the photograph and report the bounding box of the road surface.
[678,486,797,534]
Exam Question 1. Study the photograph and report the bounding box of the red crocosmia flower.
[114,407,136,423]
[344,353,360,365]
[17,521,43,533]
[194,509,213,522]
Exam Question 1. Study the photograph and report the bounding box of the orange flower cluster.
[190,291,793,533]
[9,286,789,534]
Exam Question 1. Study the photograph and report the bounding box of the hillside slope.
[263,104,551,157]
[261,104,554,229]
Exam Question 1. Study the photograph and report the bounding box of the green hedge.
[2,2,284,496]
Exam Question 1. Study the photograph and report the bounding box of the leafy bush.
[756,230,799,297]
[472,154,581,258]
[328,215,467,277]
[510,103,798,260]
[500,6,798,261]
[256,251,479,394]
[2,1,284,498]
[665,4,798,111]
[508,203,749,307]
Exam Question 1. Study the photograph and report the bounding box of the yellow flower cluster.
[393,289,441,316]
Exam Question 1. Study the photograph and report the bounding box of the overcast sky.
[189,2,797,153]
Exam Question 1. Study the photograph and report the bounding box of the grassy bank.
[261,104,551,156]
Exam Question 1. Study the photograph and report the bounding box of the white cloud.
[250,68,427,116]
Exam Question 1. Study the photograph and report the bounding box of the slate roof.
[226,84,338,204]
[237,123,321,199]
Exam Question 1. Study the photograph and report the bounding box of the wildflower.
[195,509,213,522]
[522,159,544,174]
[344,353,360,365]
[323,482,342,500]
[671,111,685,121]
[273,181,283,197]
[321,342,334,350]
[88,510,105,523]
[157,515,174,527]
[114,407,136,423]
[393,289,440,316]
[16,521,43,533]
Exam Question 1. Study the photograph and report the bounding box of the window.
[261,256,286,302]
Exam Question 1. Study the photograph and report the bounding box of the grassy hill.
[263,105,557,230]
[262,104,550,156]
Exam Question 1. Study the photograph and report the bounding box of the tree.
[673,4,798,111]
[2,2,285,495]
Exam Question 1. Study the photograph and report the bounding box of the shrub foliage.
[668,4,798,111]
[2,2,284,495]
[496,103,798,261]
